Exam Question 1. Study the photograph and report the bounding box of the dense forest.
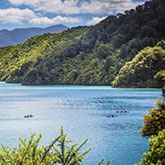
[0,0,165,87]
[112,41,165,88]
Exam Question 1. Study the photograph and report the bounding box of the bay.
[0,82,162,164]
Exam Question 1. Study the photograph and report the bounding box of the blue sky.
[0,0,148,30]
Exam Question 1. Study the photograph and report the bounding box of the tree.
[155,70,165,87]
[119,44,128,58]
[112,34,126,48]
[140,99,165,136]
[162,85,165,96]
[113,41,165,88]
[138,129,165,165]
[140,26,157,38]
[0,127,110,165]
[103,56,113,72]
[95,44,113,59]
[142,37,156,48]
[0,127,91,165]
[156,40,165,49]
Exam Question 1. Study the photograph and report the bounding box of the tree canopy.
[0,127,110,165]
[140,99,165,136]
[138,129,165,165]
[113,41,165,88]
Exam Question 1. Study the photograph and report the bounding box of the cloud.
[4,0,146,25]
[0,8,36,24]
[29,16,81,25]
[0,7,81,25]
[8,0,79,14]
[87,16,106,25]
[8,0,145,15]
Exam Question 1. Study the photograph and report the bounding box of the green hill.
[112,41,165,88]
[0,27,89,84]
[0,0,165,85]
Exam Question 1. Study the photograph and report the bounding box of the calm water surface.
[0,82,162,164]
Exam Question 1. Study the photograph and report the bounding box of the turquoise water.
[0,82,162,164]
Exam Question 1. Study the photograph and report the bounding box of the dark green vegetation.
[138,129,165,165]
[0,0,165,86]
[163,86,165,96]
[140,99,165,136]
[137,99,165,164]
[0,27,89,85]
[0,127,110,165]
[112,41,165,88]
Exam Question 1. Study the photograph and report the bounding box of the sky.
[0,0,148,30]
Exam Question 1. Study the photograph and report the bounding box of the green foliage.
[140,99,165,136]
[95,44,114,59]
[112,34,126,48]
[97,159,110,165]
[155,70,165,88]
[138,129,165,165]
[163,85,165,96]
[119,44,128,59]
[113,41,165,88]
[0,127,92,165]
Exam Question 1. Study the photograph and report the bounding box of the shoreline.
[0,81,162,91]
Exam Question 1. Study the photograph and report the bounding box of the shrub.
[140,99,165,136]
[0,127,91,165]
[0,127,110,165]
[138,129,165,165]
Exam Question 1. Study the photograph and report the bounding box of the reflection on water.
[0,82,162,164]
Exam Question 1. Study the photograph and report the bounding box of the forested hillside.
[112,41,165,88]
[0,0,165,86]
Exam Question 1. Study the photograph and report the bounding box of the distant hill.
[0,0,165,87]
[0,24,68,47]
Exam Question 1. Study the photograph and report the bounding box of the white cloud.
[8,0,79,14]
[0,8,36,24]
[87,16,106,25]
[8,0,145,15]
[4,0,146,25]
[29,16,81,25]
[0,7,81,25]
